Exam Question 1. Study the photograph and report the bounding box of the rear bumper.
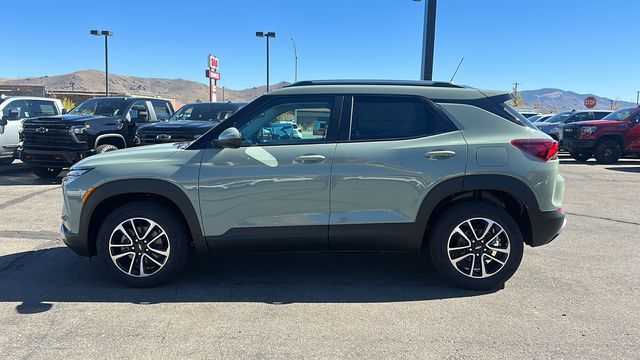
[529,208,566,247]
[60,223,90,257]
[21,148,94,167]
[562,139,596,153]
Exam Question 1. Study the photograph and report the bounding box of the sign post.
[584,96,597,109]
[206,55,220,102]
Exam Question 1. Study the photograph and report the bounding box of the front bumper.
[60,223,90,257]
[562,139,597,153]
[21,148,94,167]
[529,208,566,247]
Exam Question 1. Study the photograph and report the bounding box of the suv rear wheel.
[32,167,62,178]
[594,139,622,164]
[428,201,524,290]
[97,201,189,287]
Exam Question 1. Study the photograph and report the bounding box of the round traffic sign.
[584,96,597,109]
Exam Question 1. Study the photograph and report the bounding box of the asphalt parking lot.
[0,157,638,359]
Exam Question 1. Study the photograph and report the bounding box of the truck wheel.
[32,167,62,178]
[594,140,621,164]
[428,201,524,290]
[96,201,189,287]
[569,152,591,162]
[96,144,119,153]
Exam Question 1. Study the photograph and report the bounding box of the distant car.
[0,96,64,165]
[135,102,246,145]
[530,114,555,123]
[562,106,640,163]
[257,121,303,141]
[515,109,539,118]
[536,110,611,141]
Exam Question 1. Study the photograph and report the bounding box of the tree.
[61,97,76,112]
[512,84,524,108]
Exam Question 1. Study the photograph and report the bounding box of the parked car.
[515,108,539,118]
[530,114,555,124]
[562,106,640,163]
[135,102,246,145]
[0,96,64,165]
[536,110,611,141]
[20,97,174,178]
[60,80,565,290]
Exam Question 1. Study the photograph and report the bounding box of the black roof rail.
[285,79,465,89]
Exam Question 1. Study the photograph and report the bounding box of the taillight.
[511,139,559,162]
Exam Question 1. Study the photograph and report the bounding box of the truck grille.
[139,132,195,144]
[563,126,579,140]
[22,121,74,147]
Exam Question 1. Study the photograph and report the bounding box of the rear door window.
[28,100,60,117]
[151,100,173,120]
[350,96,455,141]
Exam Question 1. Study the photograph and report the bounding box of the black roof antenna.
[450,57,465,83]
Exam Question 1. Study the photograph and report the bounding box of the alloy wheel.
[447,217,510,279]
[109,217,171,277]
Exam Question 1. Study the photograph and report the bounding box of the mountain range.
[1,70,635,111]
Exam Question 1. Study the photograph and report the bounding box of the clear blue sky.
[2,0,638,101]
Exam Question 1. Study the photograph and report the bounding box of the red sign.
[584,96,597,109]
[208,55,219,69]
[205,69,221,80]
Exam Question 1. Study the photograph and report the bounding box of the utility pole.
[69,82,75,92]
[636,91,639,106]
[222,86,225,102]
[414,0,437,81]
[291,38,299,82]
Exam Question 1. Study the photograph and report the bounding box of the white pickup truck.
[0,96,64,165]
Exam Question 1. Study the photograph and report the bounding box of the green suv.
[60,80,566,289]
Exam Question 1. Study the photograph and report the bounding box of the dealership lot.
[0,157,638,359]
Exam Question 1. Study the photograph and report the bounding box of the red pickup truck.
[562,106,640,164]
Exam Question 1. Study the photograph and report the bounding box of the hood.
[73,142,180,168]
[138,120,219,132]
[26,114,119,124]
[569,120,625,127]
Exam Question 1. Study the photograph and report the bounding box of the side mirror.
[215,127,241,149]
[0,116,6,127]
[631,117,640,127]
[7,109,20,120]
[62,108,68,115]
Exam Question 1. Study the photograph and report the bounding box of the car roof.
[271,79,507,101]
[183,102,247,107]
[0,96,62,101]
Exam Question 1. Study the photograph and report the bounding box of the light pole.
[413,0,437,81]
[256,31,276,92]
[636,91,639,106]
[90,30,113,96]
[291,37,299,82]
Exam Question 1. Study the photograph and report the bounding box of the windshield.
[545,112,572,124]
[169,103,237,122]
[69,98,126,117]
[601,107,637,121]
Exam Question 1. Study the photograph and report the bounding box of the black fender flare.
[80,179,207,254]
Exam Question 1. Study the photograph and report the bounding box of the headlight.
[66,168,93,177]
[580,126,598,137]
[70,124,91,135]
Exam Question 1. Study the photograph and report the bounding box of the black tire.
[96,201,189,287]
[594,139,621,164]
[96,144,119,153]
[0,158,14,166]
[32,167,62,178]
[428,201,524,290]
[569,152,591,162]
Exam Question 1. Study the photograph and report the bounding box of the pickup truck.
[20,96,174,177]
[0,96,64,165]
[562,106,640,163]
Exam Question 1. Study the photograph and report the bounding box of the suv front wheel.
[594,139,622,164]
[428,201,524,290]
[97,201,189,287]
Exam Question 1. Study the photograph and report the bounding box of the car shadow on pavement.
[0,163,63,186]
[605,166,640,173]
[0,247,497,313]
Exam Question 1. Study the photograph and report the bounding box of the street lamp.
[413,0,437,81]
[90,30,113,96]
[256,31,276,92]
[291,37,299,83]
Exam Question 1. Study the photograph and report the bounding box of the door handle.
[425,150,456,159]
[294,154,326,163]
